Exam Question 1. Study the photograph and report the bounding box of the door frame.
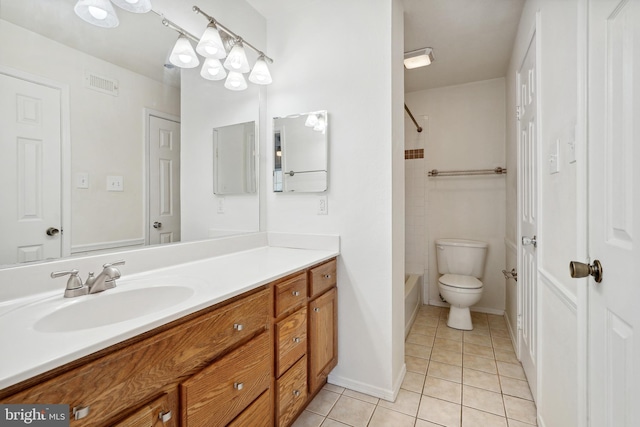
[0,64,71,259]
[575,0,589,425]
[515,12,542,402]
[143,108,180,245]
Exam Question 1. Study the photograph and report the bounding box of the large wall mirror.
[273,111,328,193]
[0,0,261,268]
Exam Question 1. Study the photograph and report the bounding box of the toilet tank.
[436,239,488,278]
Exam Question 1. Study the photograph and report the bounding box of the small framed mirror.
[273,111,328,192]
[213,121,257,195]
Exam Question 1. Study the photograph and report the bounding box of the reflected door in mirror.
[0,73,62,265]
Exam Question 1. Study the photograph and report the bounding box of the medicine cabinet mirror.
[213,121,257,195]
[273,111,328,193]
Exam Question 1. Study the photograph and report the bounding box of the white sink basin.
[34,285,195,333]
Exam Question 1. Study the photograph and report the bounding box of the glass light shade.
[305,114,318,128]
[74,0,119,28]
[200,58,227,81]
[224,71,248,91]
[248,56,272,85]
[223,42,250,73]
[314,116,326,132]
[169,35,200,68]
[196,23,226,59]
[110,0,152,13]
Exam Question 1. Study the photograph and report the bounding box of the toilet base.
[447,305,473,330]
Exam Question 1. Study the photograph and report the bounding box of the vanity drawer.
[181,331,271,426]
[228,389,272,427]
[276,355,308,427]
[112,390,178,427]
[275,306,307,378]
[309,259,337,298]
[274,272,307,317]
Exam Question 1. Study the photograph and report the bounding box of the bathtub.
[405,274,423,338]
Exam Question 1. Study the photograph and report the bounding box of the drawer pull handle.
[159,411,172,423]
[234,382,244,390]
[73,406,90,421]
[293,390,301,397]
[234,323,244,331]
[292,290,300,296]
[314,307,320,312]
[324,274,332,279]
[293,337,301,343]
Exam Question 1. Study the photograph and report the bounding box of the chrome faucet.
[86,260,126,294]
[51,260,126,297]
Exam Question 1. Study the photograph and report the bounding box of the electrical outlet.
[549,140,560,174]
[318,195,328,215]
[217,197,225,214]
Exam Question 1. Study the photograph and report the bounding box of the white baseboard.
[328,365,406,402]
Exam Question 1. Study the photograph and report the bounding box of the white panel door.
[148,115,180,245]
[517,33,538,399]
[0,73,61,265]
[587,0,640,425]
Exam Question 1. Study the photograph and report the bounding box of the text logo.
[0,405,69,426]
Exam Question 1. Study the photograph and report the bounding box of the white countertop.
[0,245,338,390]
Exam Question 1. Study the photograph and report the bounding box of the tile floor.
[292,305,537,427]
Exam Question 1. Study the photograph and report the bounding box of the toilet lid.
[439,274,483,289]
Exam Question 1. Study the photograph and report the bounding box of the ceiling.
[247,0,526,93]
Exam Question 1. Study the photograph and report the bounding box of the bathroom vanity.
[0,244,338,427]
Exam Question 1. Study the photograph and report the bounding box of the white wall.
[171,0,266,240]
[405,78,507,314]
[264,0,406,400]
[0,19,180,249]
[506,0,581,425]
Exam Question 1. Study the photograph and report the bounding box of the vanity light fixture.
[110,0,152,13]
[305,114,319,128]
[201,58,227,80]
[224,71,248,91]
[404,47,435,69]
[196,22,227,59]
[223,40,251,73]
[169,34,200,69]
[74,0,120,28]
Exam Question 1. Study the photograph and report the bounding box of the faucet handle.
[103,260,126,269]
[51,270,88,298]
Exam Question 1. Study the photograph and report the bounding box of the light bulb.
[169,35,200,69]
[74,0,119,28]
[196,23,227,59]
[224,71,248,91]
[223,42,250,73]
[248,56,272,85]
[305,114,318,127]
[200,58,227,81]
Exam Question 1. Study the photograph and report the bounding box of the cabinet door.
[112,390,178,427]
[308,288,338,394]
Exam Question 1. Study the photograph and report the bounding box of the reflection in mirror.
[273,111,328,193]
[0,0,261,268]
[213,121,256,195]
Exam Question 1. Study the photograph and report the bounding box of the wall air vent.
[84,71,119,96]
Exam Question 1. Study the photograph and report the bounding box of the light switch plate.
[568,140,576,164]
[77,172,89,189]
[549,140,560,174]
[107,175,124,191]
[318,195,328,215]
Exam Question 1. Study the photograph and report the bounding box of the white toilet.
[435,238,488,330]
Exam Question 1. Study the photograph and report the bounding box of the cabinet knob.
[314,307,320,312]
[293,337,301,343]
[73,406,90,421]
[233,323,244,331]
[324,274,332,279]
[292,290,300,296]
[158,410,172,423]
[293,390,301,397]
[234,382,244,390]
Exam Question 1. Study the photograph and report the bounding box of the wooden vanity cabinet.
[307,260,338,395]
[112,390,178,427]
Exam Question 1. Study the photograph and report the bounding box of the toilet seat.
[438,274,482,290]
